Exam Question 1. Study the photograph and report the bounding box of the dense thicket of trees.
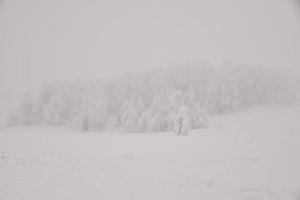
[6,63,300,132]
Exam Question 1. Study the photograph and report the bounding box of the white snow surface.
[1,106,300,200]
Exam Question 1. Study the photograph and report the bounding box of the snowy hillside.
[1,106,299,200]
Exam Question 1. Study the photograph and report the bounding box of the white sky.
[0,0,300,111]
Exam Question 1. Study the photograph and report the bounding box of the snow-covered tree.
[120,99,138,132]
[174,105,190,136]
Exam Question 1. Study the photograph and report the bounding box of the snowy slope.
[1,106,300,200]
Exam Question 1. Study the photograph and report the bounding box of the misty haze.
[1,0,300,199]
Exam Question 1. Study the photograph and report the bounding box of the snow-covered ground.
[1,106,300,200]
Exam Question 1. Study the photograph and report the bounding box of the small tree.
[174,105,190,136]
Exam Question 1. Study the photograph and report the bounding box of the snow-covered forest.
[6,63,300,132]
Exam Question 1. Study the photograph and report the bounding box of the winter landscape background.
[4,63,300,133]
[1,0,300,199]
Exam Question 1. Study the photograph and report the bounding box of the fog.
[1,1,300,199]
[1,0,300,114]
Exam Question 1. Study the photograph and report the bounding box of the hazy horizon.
[1,0,300,113]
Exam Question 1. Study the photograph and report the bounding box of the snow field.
[1,106,300,200]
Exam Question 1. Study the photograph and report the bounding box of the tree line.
[6,62,300,132]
